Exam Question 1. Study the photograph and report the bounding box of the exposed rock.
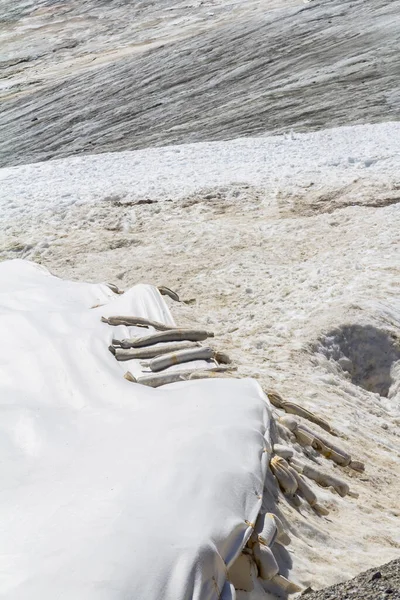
[303,559,400,600]
[0,0,400,166]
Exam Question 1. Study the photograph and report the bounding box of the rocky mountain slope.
[0,0,400,166]
[303,558,400,599]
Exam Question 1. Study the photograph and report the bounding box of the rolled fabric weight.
[268,513,291,546]
[158,286,180,302]
[311,436,351,467]
[275,421,296,444]
[119,329,214,348]
[281,401,333,434]
[295,428,315,447]
[214,351,232,364]
[101,315,174,330]
[288,465,318,507]
[266,390,285,408]
[188,370,237,380]
[273,444,294,460]
[270,456,298,496]
[297,423,351,467]
[105,283,124,294]
[280,416,351,467]
[350,460,365,472]
[253,543,279,581]
[290,457,350,497]
[227,553,255,592]
[148,347,215,372]
[111,341,200,361]
[271,574,302,594]
[254,513,277,547]
[127,366,234,388]
[278,415,298,432]
[124,371,136,382]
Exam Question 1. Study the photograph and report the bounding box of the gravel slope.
[302,558,400,599]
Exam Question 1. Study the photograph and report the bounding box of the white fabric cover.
[0,260,271,600]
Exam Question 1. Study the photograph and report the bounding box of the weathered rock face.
[301,558,400,600]
[0,0,399,167]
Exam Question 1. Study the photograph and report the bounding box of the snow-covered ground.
[1,121,399,239]
[1,122,400,594]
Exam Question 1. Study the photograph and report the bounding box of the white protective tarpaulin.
[0,260,272,600]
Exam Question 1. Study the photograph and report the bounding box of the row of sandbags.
[102,314,235,386]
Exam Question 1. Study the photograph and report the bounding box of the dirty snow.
[1,122,400,593]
